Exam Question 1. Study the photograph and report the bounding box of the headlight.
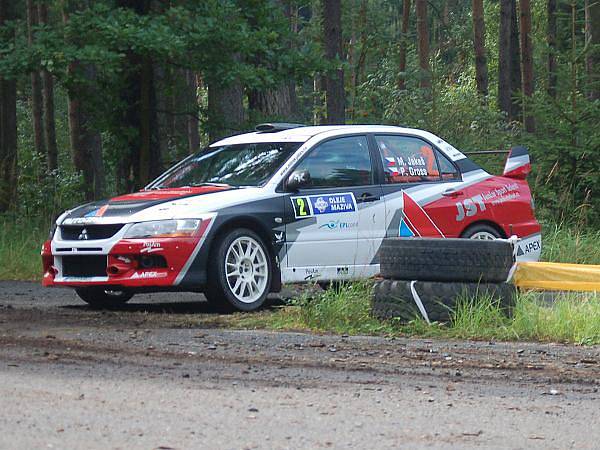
[124,219,201,239]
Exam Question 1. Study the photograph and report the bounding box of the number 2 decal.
[292,196,311,218]
[296,198,307,216]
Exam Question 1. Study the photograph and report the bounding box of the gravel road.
[0,282,599,449]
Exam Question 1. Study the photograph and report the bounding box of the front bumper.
[42,220,212,288]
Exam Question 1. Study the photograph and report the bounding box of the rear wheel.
[75,288,133,309]
[205,228,272,312]
[461,223,503,240]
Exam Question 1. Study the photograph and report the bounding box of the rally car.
[42,124,541,311]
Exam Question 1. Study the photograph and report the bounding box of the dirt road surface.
[0,282,599,449]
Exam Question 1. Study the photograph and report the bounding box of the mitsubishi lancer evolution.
[42,124,541,311]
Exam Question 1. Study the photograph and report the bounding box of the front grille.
[60,224,124,241]
[62,255,107,278]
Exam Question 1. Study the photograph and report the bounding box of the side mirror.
[286,170,311,192]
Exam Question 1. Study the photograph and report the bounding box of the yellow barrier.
[514,262,600,292]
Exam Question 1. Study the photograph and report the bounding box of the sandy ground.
[0,281,598,449]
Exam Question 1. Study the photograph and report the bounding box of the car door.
[282,135,382,282]
[374,134,461,238]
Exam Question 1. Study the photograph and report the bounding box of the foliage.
[239,281,391,335]
[0,0,598,224]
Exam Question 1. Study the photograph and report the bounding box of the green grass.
[541,222,600,264]
[0,217,49,280]
[235,283,600,345]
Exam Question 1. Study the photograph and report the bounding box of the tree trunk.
[0,0,18,212]
[520,0,535,132]
[585,0,600,100]
[416,0,431,90]
[38,2,58,172]
[248,0,300,121]
[322,0,345,124]
[26,0,45,160]
[186,71,200,153]
[248,84,298,120]
[498,0,512,116]
[472,0,488,97]
[138,57,161,186]
[398,0,411,90]
[116,0,161,191]
[547,0,557,97]
[509,0,521,120]
[207,75,246,142]
[63,7,105,201]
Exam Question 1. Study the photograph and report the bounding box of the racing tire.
[460,223,503,240]
[205,228,272,312]
[371,279,516,323]
[379,238,514,283]
[75,288,133,309]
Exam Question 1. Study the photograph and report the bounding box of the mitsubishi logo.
[78,228,89,240]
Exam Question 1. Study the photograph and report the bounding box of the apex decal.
[291,193,357,218]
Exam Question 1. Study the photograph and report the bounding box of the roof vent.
[255,123,306,133]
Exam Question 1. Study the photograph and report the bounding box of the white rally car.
[42,124,541,311]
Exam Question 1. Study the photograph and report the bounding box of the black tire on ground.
[460,223,503,240]
[371,279,516,323]
[75,288,133,309]
[317,281,343,292]
[379,238,514,283]
[205,228,272,312]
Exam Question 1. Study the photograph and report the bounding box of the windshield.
[153,142,302,189]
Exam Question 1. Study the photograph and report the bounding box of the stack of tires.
[372,238,517,323]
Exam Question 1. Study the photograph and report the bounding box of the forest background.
[0,0,598,252]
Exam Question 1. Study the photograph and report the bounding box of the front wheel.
[75,288,133,309]
[205,228,272,312]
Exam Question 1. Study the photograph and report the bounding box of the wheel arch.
[208,215,282,292]
[459,220,507,239]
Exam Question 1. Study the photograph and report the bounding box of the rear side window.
[375,135,441,184]
[294,136,372,188]
[437,151,460,181]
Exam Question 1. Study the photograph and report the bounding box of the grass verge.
[0,217,49,280]
[234,282,600,345]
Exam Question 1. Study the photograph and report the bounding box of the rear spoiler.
[464,146,531,180]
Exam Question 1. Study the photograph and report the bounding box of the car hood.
[60,186,273,225]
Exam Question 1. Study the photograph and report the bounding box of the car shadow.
[62,296,286,315]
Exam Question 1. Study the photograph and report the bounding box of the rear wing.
[464,146,531,180]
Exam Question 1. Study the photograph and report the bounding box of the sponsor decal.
[291,193,357,219]
[304,268,320,280]
[67,217,102,225]
[517,239,541,256]
[318,220,358,230]
[140,242,163,253]
[274,231,285,243]
[84,204,109,218]
[131,271,167,280]
[336,266,349,275]
[455,194,486,222]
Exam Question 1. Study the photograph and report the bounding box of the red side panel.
[422,176,540,238]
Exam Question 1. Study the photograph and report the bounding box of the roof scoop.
[255,123,306,133]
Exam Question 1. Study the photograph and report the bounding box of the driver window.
[294,136,372,188]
